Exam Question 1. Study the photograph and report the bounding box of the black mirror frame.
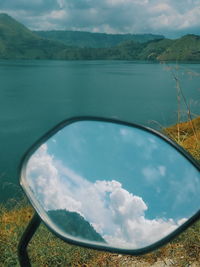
[19,116,200,256]
[18,213,41,267]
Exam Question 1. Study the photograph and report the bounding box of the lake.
[0,60,199,202]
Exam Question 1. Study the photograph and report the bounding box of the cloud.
[0,0,58,13]
[170,167,200,210]
[142,165,166,182]
[119,127,158,154]
[25,143,186,249]
[0,0,200,36]
[150,3,172,13]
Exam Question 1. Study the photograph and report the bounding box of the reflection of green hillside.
[48,209,105,243]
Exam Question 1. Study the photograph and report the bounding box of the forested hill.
[34,30,164,48]
[0,13,66,59]
[157,34,200,61]
[1,13,200,61]
[55,36,200,61]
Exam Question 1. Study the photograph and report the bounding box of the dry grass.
[0,203,199,267]
[0,200,33,266]
[164,116,200,161]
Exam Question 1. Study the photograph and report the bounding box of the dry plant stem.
[177,77,199,145]
[170,67,199,146]
[173,72,181,143]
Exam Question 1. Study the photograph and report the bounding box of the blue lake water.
[0,60,199,202]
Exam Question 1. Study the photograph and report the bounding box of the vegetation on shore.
[165,116,200,162]
[1,13,200,61]
[34,30,164,48]
[0,116,199,266]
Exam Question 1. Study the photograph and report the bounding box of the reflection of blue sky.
[25,121,200,248]
[46,121,200,220]
[26,147,186,248]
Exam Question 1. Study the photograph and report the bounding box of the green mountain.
[56,40,145,60]
[1,13,200,61]
[138,38,174,60]
[0,13,66,59]
[48,209,105,243]
[34,30,164,48]
[157,34,200,61]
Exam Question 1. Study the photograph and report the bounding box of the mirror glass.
[22,120,200,249]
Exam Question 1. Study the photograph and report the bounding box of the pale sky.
[1,1,199,38]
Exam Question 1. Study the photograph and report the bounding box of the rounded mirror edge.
[19,116,200,255]
[41,209,200,256]
[19,115,200,179]
[57,214,200,256]
[20,163,200,256]
[19,178,200,257]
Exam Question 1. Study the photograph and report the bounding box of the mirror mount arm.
[18,212,41,267]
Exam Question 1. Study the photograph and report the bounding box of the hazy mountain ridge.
[1,13,200,61]
[34,30,164,48]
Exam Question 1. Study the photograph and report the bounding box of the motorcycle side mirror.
[19,117,200,263]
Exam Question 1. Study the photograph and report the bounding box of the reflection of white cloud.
[26,144,185,249]
[142,165,166,182]
[119,127,145,147]
[26,144,82,213]
[119,127,158,160]
[159,166,166,176]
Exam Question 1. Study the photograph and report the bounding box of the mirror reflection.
[24,120,200,249]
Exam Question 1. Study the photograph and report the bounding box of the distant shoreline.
[1,58,200,64]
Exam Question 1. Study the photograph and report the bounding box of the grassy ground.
[0,118,199,266]
[164,116,200,162]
